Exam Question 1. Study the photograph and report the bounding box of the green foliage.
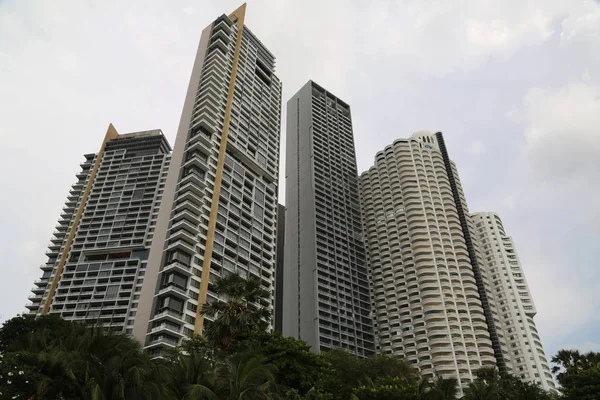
[161,335,217,399]
[551,349,600,399]
[200,274,271,351]
[0,282,572,400]
[234,331,329,395]
[0,314,163,399]
[462,367,553,400]
[215,352,279,399]
[318,349,417,400]
[352,376,418,400]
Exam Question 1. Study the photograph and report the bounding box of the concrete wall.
[275,203,285,332]
[132,24,212,344]
[282,81,319,351]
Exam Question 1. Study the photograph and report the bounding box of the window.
[254,189,265,206]
[132,189,144,200]
[254,204,264,220]
[106,285,119,299]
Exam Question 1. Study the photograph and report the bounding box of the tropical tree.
[462,366,554,400]
[424,377,459,400]
[162,335,218,400]
[318,348,417,400]
[69,328,164,399]
[234,331,329,395]
[200,274,271,350]
[0,315,164,399]
[552,349,600,399]
[351,376,417,400]
[215,352,279,399]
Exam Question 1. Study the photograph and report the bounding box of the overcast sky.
[1,0,599,361]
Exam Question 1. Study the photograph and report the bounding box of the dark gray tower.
[275,203,285,333]
[283,81,375,356]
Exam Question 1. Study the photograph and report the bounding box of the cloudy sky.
[1,0,598,360]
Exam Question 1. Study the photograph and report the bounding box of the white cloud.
[352,0,574,79]
[504,78,600,355]
[525,259,600,343]
[560,0,600,47]
[467,140,487,155]
[521,80,600,180]
[501,195,516,210]
[560,341,600,353]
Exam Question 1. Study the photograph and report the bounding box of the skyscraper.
[132,4,282,353]
[471,212,555,390]
[283,81,375,357]
[359,131,509,386]
[26,125,171,333]
[275,203,285,333]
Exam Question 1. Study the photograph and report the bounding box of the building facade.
[275,204,285,333]
[283,80,375,357]
[471,212,555,390]
[132,4,282,354]
[359,131,510,386]
[26,125,171,333]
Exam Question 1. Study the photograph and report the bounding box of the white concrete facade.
[471,212,555,390]
[132,6,282,354]
[359,132,504,388]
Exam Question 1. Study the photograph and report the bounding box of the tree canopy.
[0,274,581,399]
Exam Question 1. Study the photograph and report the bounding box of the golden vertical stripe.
[194,3,246,333]
[42,124,120,314]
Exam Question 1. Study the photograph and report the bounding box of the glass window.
[106,285,119,299]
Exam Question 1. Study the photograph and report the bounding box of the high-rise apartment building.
[359,131,510,386]
[26,125,171,333]
[283,81,375,357]
[132,4,282,353]
[471,212,554,390]
[275,203,285,333]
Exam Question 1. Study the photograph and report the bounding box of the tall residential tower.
[283,81,375,357]
[132,4,282,354]
[26,125,171,333]
[471,212,554,390]
[359,132,509,386]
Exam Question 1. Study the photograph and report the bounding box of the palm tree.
[429,377,459,400]
[76,328,163,399]
[551,349,582,375]
[200,273,271,349]
[24,324,163,399]
[163,335,218,400]
[463,379,498,400]
[414,377,459,400]
[462,368,500,400]
[215,353,279,400]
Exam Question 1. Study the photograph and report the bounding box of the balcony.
[177,181,205,198]
[145,335,180,349]
[182,154,209,172]
[34,278,50,287]
[150,323,184,337]
[31,286,45,294]
[172,199,203,217]
[157,284,188,300]
[166,239,195,255]
[162,260,193,277]
[168,227,196,245]
[179,171,206,189]
[150,309,184,324]
[175,190,205,207]
[171,209,201,226]
[27,293,43,301]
